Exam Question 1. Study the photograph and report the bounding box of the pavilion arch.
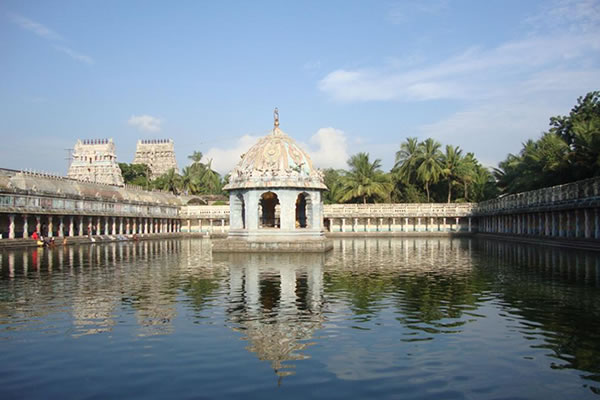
[295,192,313,229]
[259,191,280,228]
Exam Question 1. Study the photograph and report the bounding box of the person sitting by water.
[32,231,40,240]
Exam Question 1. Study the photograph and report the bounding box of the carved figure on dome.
[274,107,279,128]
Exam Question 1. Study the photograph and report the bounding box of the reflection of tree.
[476,238,600,388]
[180,277,221,312]
[325,238,487,331]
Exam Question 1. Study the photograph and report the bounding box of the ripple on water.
[1,238,600,399]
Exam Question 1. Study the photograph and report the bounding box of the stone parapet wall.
[476,177,600,215]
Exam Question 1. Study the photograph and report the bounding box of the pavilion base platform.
[211,237,333,253]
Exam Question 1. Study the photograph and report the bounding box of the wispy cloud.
[54,45,94,65]
[9,13,94,65]
[128,115,163,132]
[10,14,62,40]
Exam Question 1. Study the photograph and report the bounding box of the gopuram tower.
[133,139,178,179]
[67,138,125,186]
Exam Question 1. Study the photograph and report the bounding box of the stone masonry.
[67,139,124,186]
[133,139,178,179]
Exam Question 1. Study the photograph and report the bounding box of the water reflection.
[0,238,600,397]
[216,253,325,380]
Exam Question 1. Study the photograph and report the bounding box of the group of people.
[31,230,57,247]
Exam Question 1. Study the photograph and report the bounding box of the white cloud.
[54,45,94,65]
[10,14,62,40]
[205,135,259,175]
[10,13,94,65]
[305,128,349,170]
[320,0,600,103]
[127,115,163,132]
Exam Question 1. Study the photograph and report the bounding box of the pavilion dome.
[224,121,327,191]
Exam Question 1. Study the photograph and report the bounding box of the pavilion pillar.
[417,218,421,232]
[78,216,83,236]
[595,209,600,240]
[133,218,137,234]
[96,218,101,236]
[198,219,202,232]
[48,216,54,238]
[22,215,29,238]
[455,217,460,232]
[545,212,550,236]
[575,210,581,238]
[111,217,116,235]
[430,217,434,232]
[187,219,191,233]
[104,217,109,235]
[8,214,15,239]
[144,218,148,234]
[69,216,74,237]
[341,218,346,232]
[391,218,396,232]
[87,216,92,236]
[126,218,130,235]
[58,216,64,238]
[353,218,358,232]
[119,217,123,235]
[584,209,591,239]
[468,217,472,233]
[559,212,565,237]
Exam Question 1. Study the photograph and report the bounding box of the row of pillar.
[184,218,228,233]
[327,217,472,233]
[2,214,181,239]
[479,209,600,240]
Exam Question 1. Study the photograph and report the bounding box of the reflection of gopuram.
[219,253,325,380]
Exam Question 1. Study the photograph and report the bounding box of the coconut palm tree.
[416,138,443,202]
[339,153,392,204]
[394,137,422,185]
[441,145,463,203]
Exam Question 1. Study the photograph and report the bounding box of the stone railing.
[179,203,476,220]
[323,203,475,218]
[180,205,230,219]
[476,177,600,215]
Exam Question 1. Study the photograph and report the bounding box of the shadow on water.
[0,237,599,398]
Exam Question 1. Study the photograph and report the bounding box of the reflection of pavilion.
[219,253,326,379]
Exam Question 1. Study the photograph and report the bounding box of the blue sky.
[1,0,599,175]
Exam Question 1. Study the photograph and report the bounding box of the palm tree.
[339,153,392,204]
[153,168,182,195]
[188,151,203,165]
[416,138,443,202]
[441,145,463,203]
[394,137,422,184]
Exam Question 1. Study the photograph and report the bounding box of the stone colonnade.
[0,213,181,239]
[182,217,229,233]
[325,216,472,233]
[478,209,600,240]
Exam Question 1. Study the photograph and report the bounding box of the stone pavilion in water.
[214,109,332,252]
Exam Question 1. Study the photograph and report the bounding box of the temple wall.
[0,169,181,239]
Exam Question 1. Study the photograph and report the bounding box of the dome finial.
[273,107,279,129]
